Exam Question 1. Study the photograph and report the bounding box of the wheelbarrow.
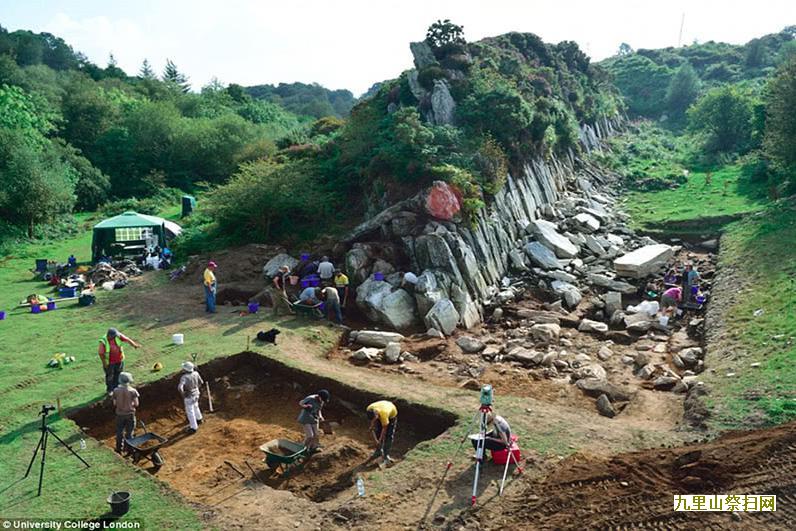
[259,439,310,476]
[282,297,324,319]
[124,421,167,467]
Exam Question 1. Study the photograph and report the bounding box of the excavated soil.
[70,352,455,504]
[471,421,796,530]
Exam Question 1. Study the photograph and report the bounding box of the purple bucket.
[696,295,706,304]
[373,272,385,281]
[248,302,259,314]
[300,253,310,261]
[47,301,57,311]
[691,285,699,294]
[31,305,41,314]
[0,311,6,320]
[300,278,311,289]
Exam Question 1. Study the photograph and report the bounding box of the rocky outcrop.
[409,41,438,69]
[429,80,456,126]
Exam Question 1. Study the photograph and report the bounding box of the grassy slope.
[0,223,335,526]
[702,198,796,429]
[623,164,768,230]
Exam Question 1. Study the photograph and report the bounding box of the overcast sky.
[2,0,794,95]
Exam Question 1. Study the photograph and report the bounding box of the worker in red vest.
[99,328,141,395]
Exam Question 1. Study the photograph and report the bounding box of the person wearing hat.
[178,361,204,434]
[99,328,141,394]
[297,389,330,452]
[333,268,349,308]
[366,400,398,465]
[112,372,139,453]
[269,265,294,316]
[203,261,218,313]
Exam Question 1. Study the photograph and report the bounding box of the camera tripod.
[23,405,90,496]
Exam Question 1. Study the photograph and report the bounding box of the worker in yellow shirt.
[333,269,349,308]
[203,261,218,314]
[366,400,397,465]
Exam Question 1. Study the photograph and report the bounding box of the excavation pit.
[70,352,455,503]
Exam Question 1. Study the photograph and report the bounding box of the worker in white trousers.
[178,361,204,434]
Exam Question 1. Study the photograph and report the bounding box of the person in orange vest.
[98,328,141,394]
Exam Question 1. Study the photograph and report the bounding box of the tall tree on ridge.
[163,58,190,93]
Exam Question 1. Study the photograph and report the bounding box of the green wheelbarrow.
[260,439,310,475]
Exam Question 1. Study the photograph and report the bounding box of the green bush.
[687,84,755,155]
[417,65,448,91]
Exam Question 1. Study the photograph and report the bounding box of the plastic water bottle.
[79,439,86,450]
[356,476,365,497]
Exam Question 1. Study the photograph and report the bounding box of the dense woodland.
[1,22,795,253]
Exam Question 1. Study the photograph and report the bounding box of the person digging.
[112,371,139,454]
[297,389,330,453]
[366,400,397,466]
[178,361,204,434]
[98,328,141,395]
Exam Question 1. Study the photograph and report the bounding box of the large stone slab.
[573,213,600,233]
[613,244,674,279]
[350,330,405,348]
[524,241,560,269]
[424,298,460,335]
[587,273,637,294]
[530,220,578,258]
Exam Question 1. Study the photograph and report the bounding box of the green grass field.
[0,225,336,527]
[701,198,796,429]
[623,164,769,230]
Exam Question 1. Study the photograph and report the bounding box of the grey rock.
[672,380,689,394]
[505,347,543,365]
[531,323,561,344]
[456,336,486,354]
[577,378,631,402]
[545,270,577,283]
[430,80,456,126]
[596,394,616,418]
[602,292,622,318]
[584,234,606,255]
[481,346,501,359]
[530,219,579,258]
[613,244,674,279]
[637,363,656,380]
[356,278,394,321]
[352,330,405,348]
[515,309,561,325]
[383,342,401,363]
[491,308,504,321]
[424,298,460,335]
[353,347,380,362]
[426,328,444,339]
[573,213,600,233]
[597,346,613,361]
[346,248,372,284]
[524,241,560,270]
[541,352,558,367]
[700,239,718,251]
[409,41,438,69]
[573,363,607,381]
[578,319,609,334]
[634,352,650,368]
[587,273,636,294]
[551,280,582,308]
[653,376,679,391]
[262,253,298,278]
[375,289,418,331]
[508,249,528,271]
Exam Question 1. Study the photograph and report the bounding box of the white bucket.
[172,333,184,345]
[659,316,669,327]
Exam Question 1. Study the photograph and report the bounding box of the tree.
[665,63,700,119]
[617,43,634,56]
[138,59,156,79]
[162,59,190,93]
[606,54,674,117]
[425,19,466,50]
[764,57,796,176]
[687,85,754,154]
[104,52,126,78]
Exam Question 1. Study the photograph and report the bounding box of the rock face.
[262,253,298,278]
[613,244,674,279]
[429,80,456,126]
[530,220,579,258]
[409,41,438,69]
[375,289,418,331]
[425,181,462,221]
[424,299,460,335]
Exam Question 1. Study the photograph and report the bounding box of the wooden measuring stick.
[206,381,214,412]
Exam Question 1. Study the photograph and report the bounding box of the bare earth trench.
[71,246,796,530]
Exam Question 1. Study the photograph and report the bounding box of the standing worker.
[178,361,204,434]
[321,285,343,324]
[99,328,141,394]
[269,265,294,316]
[203,261,218,314]
[333,269,349,309]
[682,263,700,303]
[318,256,334,286]
[112,372,139,453]
[297,389,330,453]
[366,400,397,465]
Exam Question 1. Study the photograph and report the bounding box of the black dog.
[257,328,281,344]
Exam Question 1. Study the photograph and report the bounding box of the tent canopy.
[91,211,181,262]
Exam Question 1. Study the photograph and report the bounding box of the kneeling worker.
[471,412,512,453]
[178,361,204,434]
[366,400,397,465]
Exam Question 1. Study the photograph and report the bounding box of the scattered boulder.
[653,376,679,391]
[602,292,622,318]
[596,394,616,418]
[375,289,418,330]
[597,346,613,361]
[424,299,460,335]
[456,336,485,354]
[352,347,380,362]
[505,347,543,365]
[551,281,582,308]
[531,323,561,344]
[613,244,674,279]
[490,307,504,321]
[573,213,600,233]
[637,363,656,380]
[262,253,298,278]
[516,309,561,324]
[459,378,482,391]
[573,363,607,381]
[577,378,631,402]
[584,234,606,255]
[351,330,405,348]
[587,273,636,294]
[530,220,579,258]
[426,327,444,339]
[578,319,609,335]
[524,241,560,270]
[383,342,401,363]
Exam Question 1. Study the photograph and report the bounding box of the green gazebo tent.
[92,211,179,262]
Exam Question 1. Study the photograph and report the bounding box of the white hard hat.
[181,361,195,372]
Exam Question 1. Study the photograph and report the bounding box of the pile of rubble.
[88,260,141,285]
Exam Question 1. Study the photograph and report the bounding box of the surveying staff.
[204,260,218,313]
[112,372,139,453]
[178,361,204,434]
[99,328,141,394]
[297,389,330,453]
[366,400,397,465]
